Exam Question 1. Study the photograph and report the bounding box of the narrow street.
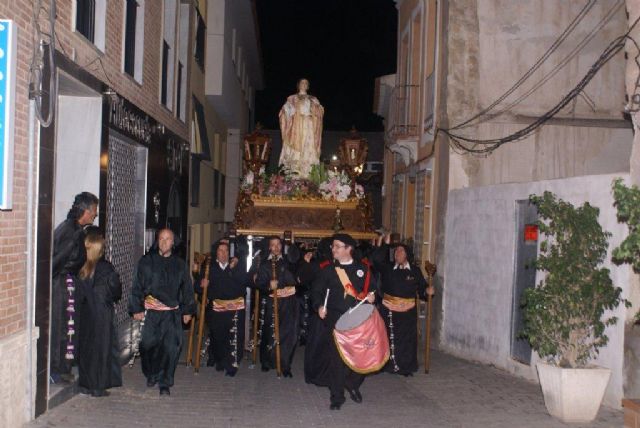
[30,349,622,428]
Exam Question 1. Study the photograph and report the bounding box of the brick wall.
[0,0,192,340]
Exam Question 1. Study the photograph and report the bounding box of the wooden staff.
[271,257,282,377]
[194,254,211,373]
[424,260,436,374]
[186,253,204,366]
[251,288,260,365]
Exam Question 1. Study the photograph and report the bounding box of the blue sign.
[0,20,16,210]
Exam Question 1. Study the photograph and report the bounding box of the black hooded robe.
[311,259,379,406]
[196,257,250,373]
[129,252,196,388]
[255,254,300,374]
[372,244,427,375]
[51,218,87,375]
[76,260,123,393]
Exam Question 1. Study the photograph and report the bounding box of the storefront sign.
[0,20,16,210]
[108,95,153,144]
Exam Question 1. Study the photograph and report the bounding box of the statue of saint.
[278,78,324,178]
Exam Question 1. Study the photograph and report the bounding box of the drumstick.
[349,292,374,314]
[323,289,330,309]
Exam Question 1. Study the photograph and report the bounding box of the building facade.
[0,0,201,424]
[188,0,262,262]
[378,0,637,409]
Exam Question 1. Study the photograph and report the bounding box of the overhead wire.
[439,17,640,155]
[449,0,598,131]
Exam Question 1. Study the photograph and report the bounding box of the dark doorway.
[510,200,538,364]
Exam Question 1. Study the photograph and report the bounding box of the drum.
[333,304,390,374]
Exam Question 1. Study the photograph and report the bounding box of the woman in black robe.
[372,235,427,376]
[76,228,122,396]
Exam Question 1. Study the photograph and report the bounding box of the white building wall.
[442,172,633,408]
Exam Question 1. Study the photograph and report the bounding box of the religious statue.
[278,78,324,178]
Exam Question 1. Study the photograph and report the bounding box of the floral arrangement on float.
[241,163,364,202]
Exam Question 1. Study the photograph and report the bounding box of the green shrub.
[520,192,628,368]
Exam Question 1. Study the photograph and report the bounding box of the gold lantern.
[243,125,272,193]
[338,127,368,196]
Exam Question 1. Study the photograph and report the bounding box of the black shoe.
[225,368,237,377]
[159,387,170,396]
[206,360,215,367]
[90,389,109,397]
[261,365,270,372]
[347,388,362,403]
[146,378,157,388]
[282,370,293,378]
[330,402,342,410]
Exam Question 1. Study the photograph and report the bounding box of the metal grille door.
[106,134,139,326]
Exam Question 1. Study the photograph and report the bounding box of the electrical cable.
[439,18,639,155]
[29,0,57,128]
[449,0,598,130]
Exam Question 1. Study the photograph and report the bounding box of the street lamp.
[243,125,272,193]
[338,127,368,196]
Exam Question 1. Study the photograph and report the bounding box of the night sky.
[254,0,398,132]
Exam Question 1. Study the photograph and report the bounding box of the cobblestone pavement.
[30,349,622,428]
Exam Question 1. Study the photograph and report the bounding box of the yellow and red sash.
[212,297,245,312]
[144,295,178,311]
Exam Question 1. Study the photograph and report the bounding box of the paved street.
[29,347,622,428]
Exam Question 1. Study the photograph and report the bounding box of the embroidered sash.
[212,297,245,312]
[382,293,416,312]
[144,295,178,311]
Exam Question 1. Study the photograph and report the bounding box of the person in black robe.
[312,234,378,410]
[76,228,122,397]
[129,228,196,396]
[196,240,250,376]
[255,236,300,377]
[299,237,333,386]
[372,234,432,375]
[51,192,98,383]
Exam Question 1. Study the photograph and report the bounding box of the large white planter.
[536,362,611,423]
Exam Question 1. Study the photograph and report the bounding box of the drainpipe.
[25,100,38,420]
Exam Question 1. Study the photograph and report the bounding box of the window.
[213,169,220,209]
[194,10,206,69]
[176,61,183,118]
[75,0,106,50]
[161,41,170,105]
[177,4,189,121]
[76,0,95,42]
[123,0,144,82]
[161,0,177,110]
[190,155,200,207]
[220,174,226,208]
[192,97,211,160]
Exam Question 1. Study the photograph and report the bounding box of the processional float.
[186,126,436,374]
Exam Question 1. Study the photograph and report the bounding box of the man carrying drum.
[312,233,385,410]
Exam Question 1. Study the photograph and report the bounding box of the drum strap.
[335,266,371,300]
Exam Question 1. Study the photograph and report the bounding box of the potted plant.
[521,191,629,423]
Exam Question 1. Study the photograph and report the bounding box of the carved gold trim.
[236,228,376,240]
[250,194,359,209]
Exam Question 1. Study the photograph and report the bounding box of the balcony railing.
[387,84,420,140]
[423,73,435,132]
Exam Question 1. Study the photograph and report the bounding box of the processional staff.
[424,260,436,374]
[271,257,282,377]
[194,254,212,373]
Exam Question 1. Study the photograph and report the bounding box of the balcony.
[387,84,420,140]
